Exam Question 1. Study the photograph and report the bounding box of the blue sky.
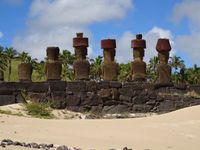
[0,0,199,67]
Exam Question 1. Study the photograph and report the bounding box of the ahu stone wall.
[0,81,200,114]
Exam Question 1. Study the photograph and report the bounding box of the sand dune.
[0,105,200,150]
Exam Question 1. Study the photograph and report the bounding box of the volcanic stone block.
[66,95,81,106]
[50,91,66,109]
[73,60,90,80]
[66,81,86,93]
[98,81,110,89]
[48,81,66,91]
[158,100,175,112]
[27,82,49,92]
[82,92,103,106]
[0,95,16,106]
[132,104,152,113]
[109,81,122,88]
[85,81,97,91]
[18,63,33,82]
[46,47,59,61]
[45,62,62,81]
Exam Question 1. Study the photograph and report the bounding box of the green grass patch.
[24,102,54,119]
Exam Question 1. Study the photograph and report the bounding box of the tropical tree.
[4,47,17,81]
[0,46,7,71]
[146,56,159,82]
[59,50,75,81]
[90,55,103,81]
[169,55,185,72]
[118,62,131,82]
[186,64,200,84]
[34,61,46,81]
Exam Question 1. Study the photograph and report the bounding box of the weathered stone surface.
[0,95,16,106]
[48,81,66,91]
[158,100,175,112]
[119,87,133,97]
[27,82,49,92]
[66,95,81,106]
[73,60,90,80]
[102,105,129,114]
[18,63,33,82]
[66,81,86,93]
[132,104,152,113]
[82,92,102,106]
[109,81,122,88]
[28,92,48,103]
[119,95,132,102]
[98,89,111,99]
[101,62,119,81]
[45,62,62,81]
[111,88,120,100]
[50,92,66,109]
[98,81,110,89]
[85,81,97,91]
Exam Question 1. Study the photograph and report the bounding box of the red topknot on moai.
[45,47,62,81]
[73,33,90,80]
[101,39,119,81]
[131,34,146,81]
[156,38,172,84]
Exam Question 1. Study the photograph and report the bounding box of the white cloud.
[0,32,3,39]
[116,27,175,63]
[172,0,200,65]
[13,0,133,60]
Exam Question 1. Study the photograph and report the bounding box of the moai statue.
[18,63,32,82]
[131,34,146,81]
[156,38,172,84]
[73,33,90,80]
[101,39,119,81]
[45,47,62,81]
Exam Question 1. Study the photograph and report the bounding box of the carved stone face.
[75,47,87,59]
[103,49,115,62]
[158,51,169,64]
[133,49,144,61]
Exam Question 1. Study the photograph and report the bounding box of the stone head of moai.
[46,47,60,62]
[131,34,146,61]
[101,39,116,63]
[156,38,171,64]
[73,33,88,60]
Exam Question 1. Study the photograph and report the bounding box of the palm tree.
[146,56,159,82]
[118,62,131,82]
[34,61,46,81]
[0,47,8,81]
[169,55,185,72]
[59,50,75,81]
[4,47,17,81]
[186,64,200,84]
[90,55,103,81]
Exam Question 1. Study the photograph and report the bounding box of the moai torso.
[156,39,172,84]
[101,39,119,81]
[45,47,62,81]
[18,63,33,82]
[131,34,146,81]
[73,33,90,80]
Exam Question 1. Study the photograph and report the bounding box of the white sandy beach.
[0,105,200,150]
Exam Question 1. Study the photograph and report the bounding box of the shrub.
[25,102,53,119]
